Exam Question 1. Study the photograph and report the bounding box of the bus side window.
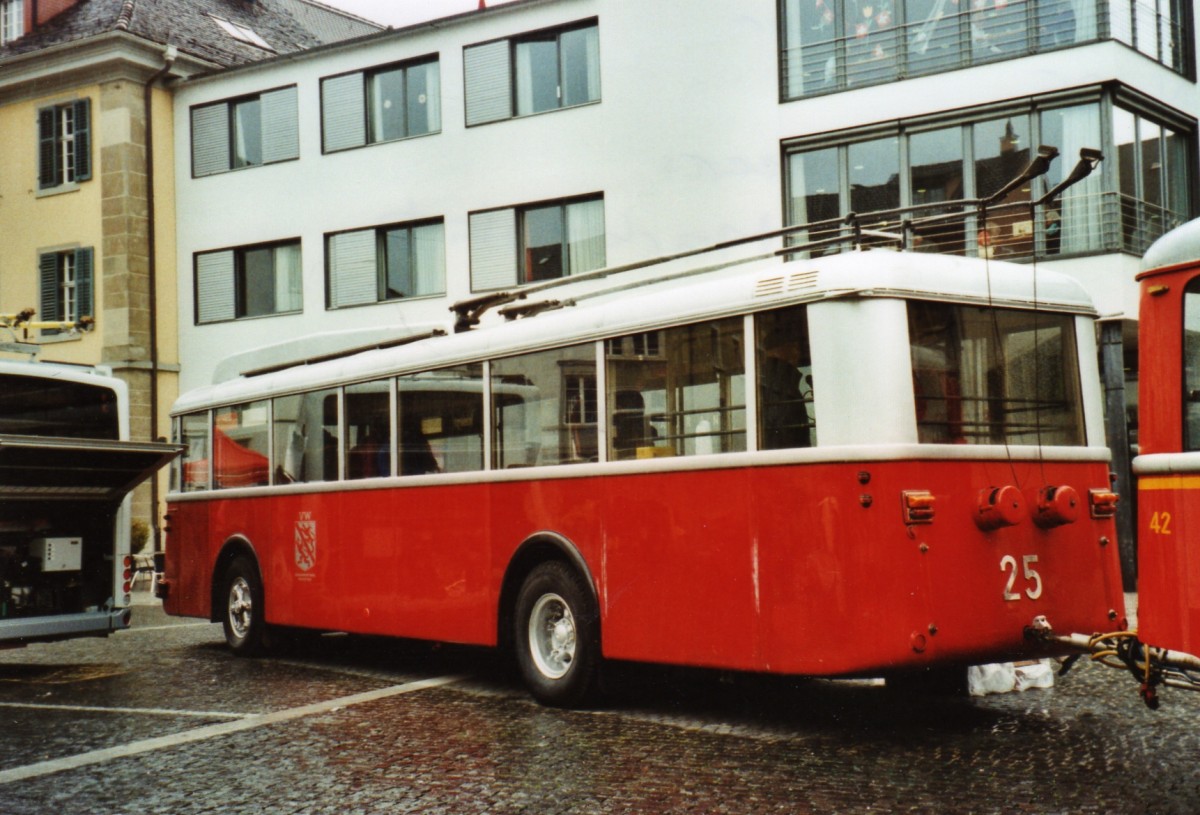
[398,364,483,474]
[272,388,339,484]
[755,305,814,450]
[179,412,210,491]
[345,381,392,479]
[491,344,596,467]
[214,402,270,489]
[607,319,746,459]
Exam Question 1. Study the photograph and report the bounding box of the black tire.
[221,556,268,657]
[514,561,600,708]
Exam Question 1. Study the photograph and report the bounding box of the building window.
[327,219,445,308]
[209,15,273,51]
[195,241,302,324]
[1,0,22,44]
[322,57,441,152]
[464,20,600,126]
[780,1,1189,100]
[37,100,90,189]
[469,195,605,290]
[39,247,93,334]
[191,87,299,177]
[784,88,1193,260]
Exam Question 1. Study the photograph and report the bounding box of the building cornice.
[0,31,216,104]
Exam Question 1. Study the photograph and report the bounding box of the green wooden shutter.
[38,107,59,189]
[73,99,92,182]
[75,247,94,320]
[39,252,61,334]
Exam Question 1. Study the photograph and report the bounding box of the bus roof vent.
[755,270,818,298]
[755,276,786,298]
[788,270,819,291]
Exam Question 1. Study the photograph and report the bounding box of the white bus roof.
[174,249,1096,415]
[0,359,124,393]
[1142,218,1200,273]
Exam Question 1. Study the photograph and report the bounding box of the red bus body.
[165,456,1122,675]
[162,251,1125,691]
[1135,219,1200,657]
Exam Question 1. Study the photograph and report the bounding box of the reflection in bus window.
[756,305,815,449]
[178,412,210,491]
[908,301,1084,445]
[397,365,483,474]
[273,389,339,484]
[345,380,393,479]
[213,401,270,488]
[492,345,596,468]
[1182,278,1200,450]
[607,318,745,460]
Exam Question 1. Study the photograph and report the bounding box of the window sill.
[322,129,441,156]
[38,329,86,344]
[36,181,81,199]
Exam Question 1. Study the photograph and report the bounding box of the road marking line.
[0,674,463,785]
[124,622,213,633]
[0,702,248,720]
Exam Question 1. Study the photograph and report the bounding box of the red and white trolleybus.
[160,247,1126,705]
[1125,220,1200,692]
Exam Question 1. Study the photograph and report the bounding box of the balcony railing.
[783,1,1189,99]
[786,191,1186,263]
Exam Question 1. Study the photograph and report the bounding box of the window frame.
[190,86,299,178]
[320,55,442,154]
[1,0,22,45]
[469,194,606,292]
[194,239,304,325]
[325,217,447,309]
[38,246,94,336]
[37,98,91,191]
[464,18,600,127]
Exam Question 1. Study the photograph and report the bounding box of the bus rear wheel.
[514,561,599,708]
[222,556,267,657]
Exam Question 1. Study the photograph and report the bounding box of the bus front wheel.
[514,561,599,708]
[222,556,267,657]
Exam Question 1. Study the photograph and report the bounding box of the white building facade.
[173,0,1199,390]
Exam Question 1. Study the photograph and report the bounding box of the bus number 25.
[1000,554,1043,601]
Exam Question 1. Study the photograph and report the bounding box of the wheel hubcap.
[528,593,576,680]
[228,576,253,640]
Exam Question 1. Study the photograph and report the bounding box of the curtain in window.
[409,61,441,135]
[560,26,600,106]
[566,199,605,275]
[412,223,445,295]
[1053,105,1103,254]
[274,243,303,312]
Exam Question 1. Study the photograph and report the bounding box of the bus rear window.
[908,302,1085,446]
[0,374,119,440]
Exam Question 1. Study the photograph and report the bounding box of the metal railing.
[786,191,1186,263]
[783,1,1189,99]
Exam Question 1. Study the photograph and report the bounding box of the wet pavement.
[0,594,1196,814]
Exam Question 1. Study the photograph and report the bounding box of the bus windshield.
[909,302,1085,446]
[0,374,119,440]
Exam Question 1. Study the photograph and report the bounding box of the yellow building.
[0,0,379,545]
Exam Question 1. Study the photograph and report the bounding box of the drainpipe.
[143,44,177,555]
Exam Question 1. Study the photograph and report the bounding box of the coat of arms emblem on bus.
[294,513,317,573]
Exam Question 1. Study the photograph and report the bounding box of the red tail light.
[1089,489,1119,519]
[902,490,935,524]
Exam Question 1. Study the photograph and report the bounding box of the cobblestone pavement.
[0,597,1196,814]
